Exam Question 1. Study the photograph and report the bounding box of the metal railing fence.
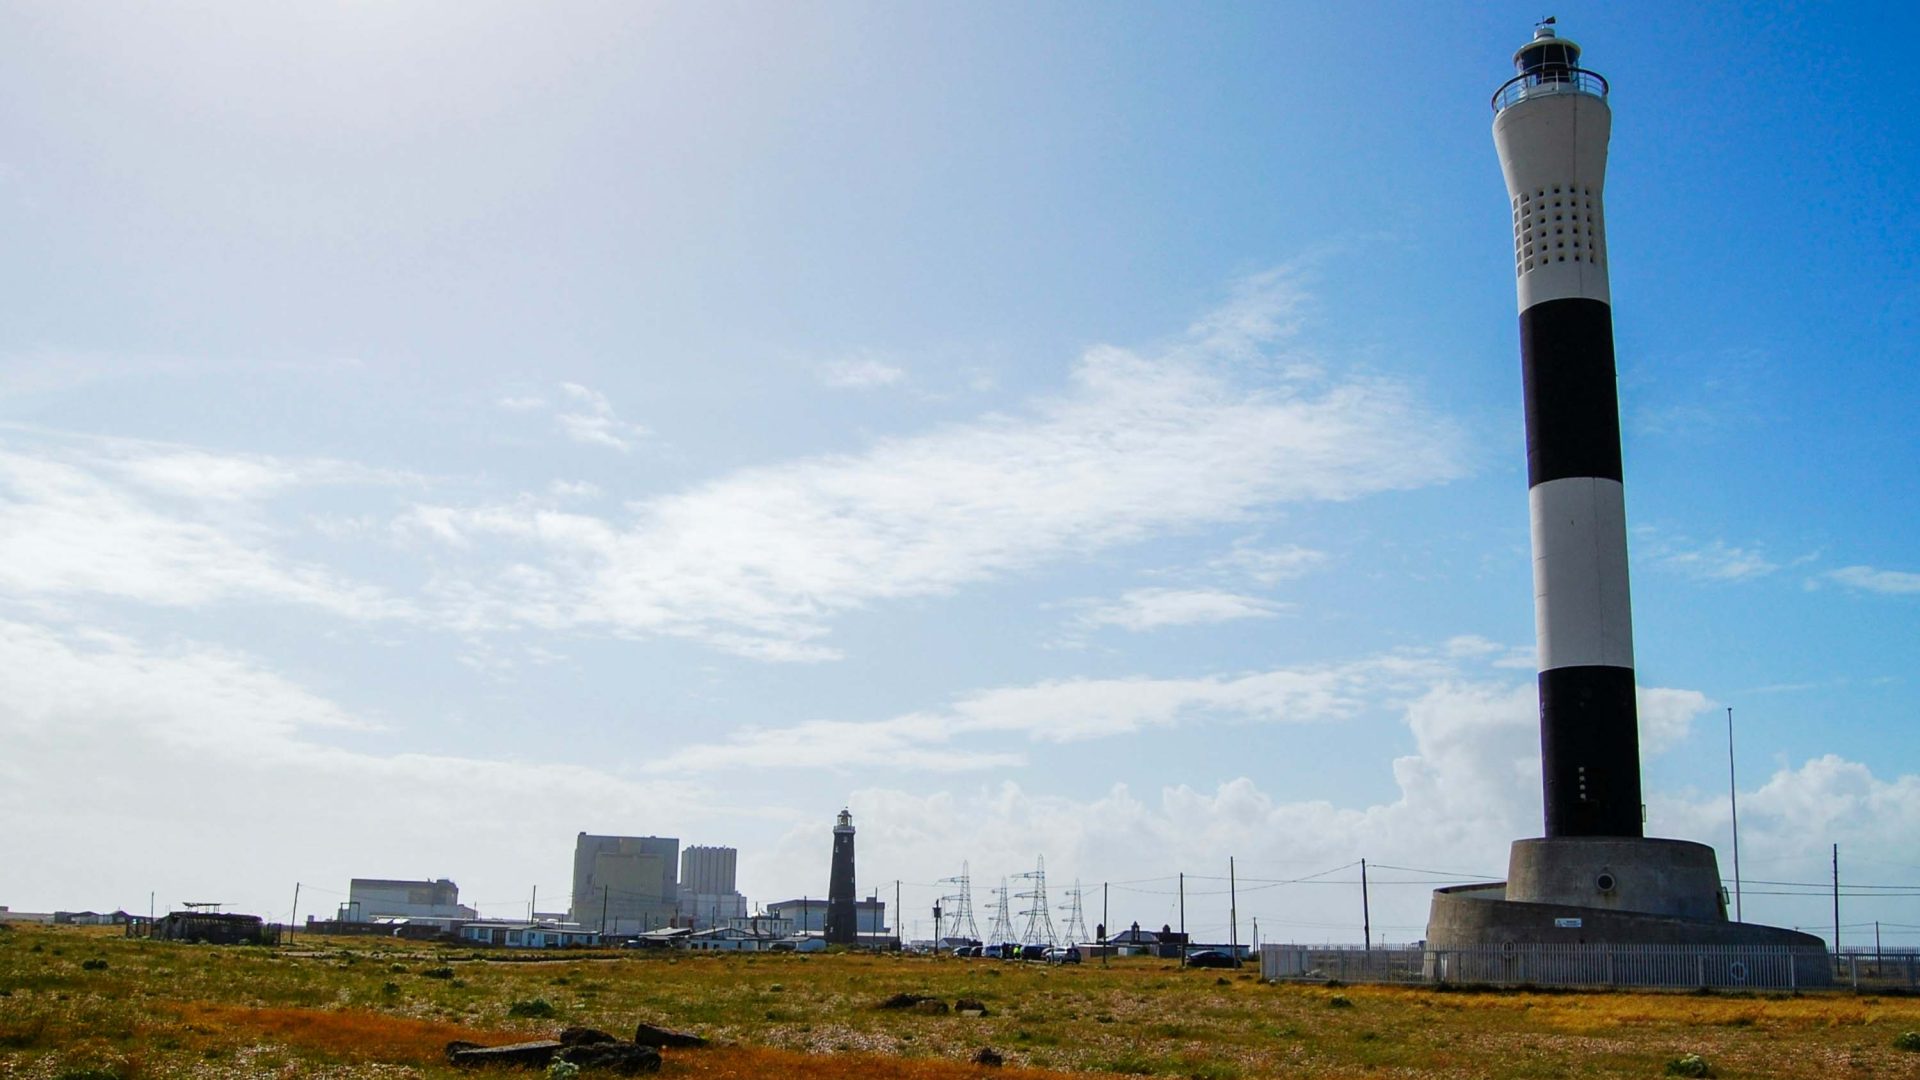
[1263,942,1832,991]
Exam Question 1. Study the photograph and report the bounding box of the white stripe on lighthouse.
[1530,475,1635,671]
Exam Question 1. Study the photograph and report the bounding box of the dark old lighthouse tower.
[824,808,858,945]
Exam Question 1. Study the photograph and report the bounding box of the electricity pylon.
[1015,855,1058,947]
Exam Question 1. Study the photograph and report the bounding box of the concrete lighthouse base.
[1425,837,1831,987]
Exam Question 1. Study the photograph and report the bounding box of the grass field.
[2,924,1917,1079]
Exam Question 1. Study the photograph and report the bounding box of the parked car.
[1043,946,1082,964]
[1185,949,1237,968]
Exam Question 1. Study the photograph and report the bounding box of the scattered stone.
[972,1047,1005,1067]
[1214,977,1229,986]
[911,999,950,1015]
[954,998,990,1016]
[559,1027,617,1047]
[877,992,938,1010]
[559,1043,662,1075]
[1665,1053,1713,1078]
[1327,995,1353,1009]
[81,959,109,971]
[632,1022,707,1048]
[444,1041,482,1061]
[448,1039,563,1068]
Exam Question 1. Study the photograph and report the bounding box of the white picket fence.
[1261,943,1832,990]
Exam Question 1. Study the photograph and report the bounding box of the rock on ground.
[447,1039,562,1068]
[559,1043,662,1075]
[632,1022,707,1048]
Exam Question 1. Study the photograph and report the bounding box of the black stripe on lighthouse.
[1538,665,1643,837]
[1520,297,1624,486]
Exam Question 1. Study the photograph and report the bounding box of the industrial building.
[767,897,886,936]
[676,845,748,927]
[338,877,477,928]
[569,833,680,934]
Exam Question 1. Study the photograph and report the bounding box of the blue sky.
[2,2,1915,945]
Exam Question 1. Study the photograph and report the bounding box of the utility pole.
[1832,844,1840,955]
[1252,916,1259,953]
[1727,706,1743,921]
[530,885,537,924]
[1229,857,1239,966]
[601,885,609,936]
[1178,872,1186,968]
[148,891,154,923]
[1101,882,1109,968]
[1360,859,1371,953]
[289,882,300,942]
[895,880,902,950]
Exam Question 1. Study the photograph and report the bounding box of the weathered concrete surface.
[558,1043,662,1074]
[1507,836,1724,919]
[447,1039,562,1068]
[631,1023,707,1049]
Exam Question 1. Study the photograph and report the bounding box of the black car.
[1184,949,1237,968]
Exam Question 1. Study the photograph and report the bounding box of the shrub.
[547,1061,581,1079]
[1327,995,1353,1009]
[508,998,558,1019]
[1665,1052,1712,1077]
[81,959,109,971]
[1893,1031,1920,1052]
[422,966,455,979]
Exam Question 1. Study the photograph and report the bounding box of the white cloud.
[556,382,648,452]
[497,395,549,411]
[404,271,1468,658]
[1075,587,1284,632]
[1823,564,1920,595]
[1651,538,1780,582]
[817,358,907,389]
[0,446,410,618]
[646,648,1465,775]
[1209,542,1329,585]
[550,479,602,500]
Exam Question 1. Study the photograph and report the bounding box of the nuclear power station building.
[1423,24,1827,982]
[569,833,680,934]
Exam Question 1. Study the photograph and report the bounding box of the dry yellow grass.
[2,924,1917,1079]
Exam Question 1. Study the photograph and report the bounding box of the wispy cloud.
[556,382,648,452]
[817,358,906,389]
[1208,542,1329,585]
[642,638,1712,780]
[644,650,1457,774]
[0,441,411,619]
[1822,564,1920,595]
[402,270,1469,659]
[1075,587,1285,632]
[1653,538,1781,582]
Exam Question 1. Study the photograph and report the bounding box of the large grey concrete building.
[676,845,747,928]
[570,833,679,934]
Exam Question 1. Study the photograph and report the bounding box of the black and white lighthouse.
[824,808,858,945]
[1493,24,1642,840]
[1423,26,1829,978]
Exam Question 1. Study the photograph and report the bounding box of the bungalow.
[459,921,601,949]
